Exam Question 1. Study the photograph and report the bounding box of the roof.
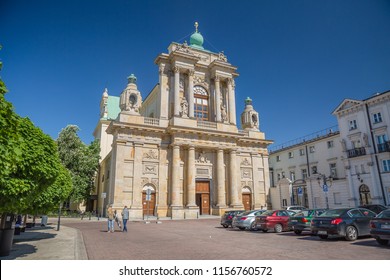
[106,96,120,120]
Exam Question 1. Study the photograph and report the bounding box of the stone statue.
[221,104,227,122]
[180,97,188,118]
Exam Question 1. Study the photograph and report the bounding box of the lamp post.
[317,174,333,209]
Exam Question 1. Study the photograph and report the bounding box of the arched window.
[193,86,209,121]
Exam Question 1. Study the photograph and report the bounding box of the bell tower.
[240,97,260,131]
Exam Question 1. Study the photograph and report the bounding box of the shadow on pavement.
[0,243,37,260]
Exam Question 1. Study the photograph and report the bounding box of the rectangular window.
[281,171,285,178]
[290,171,295,181]
[373,112,382,123]
[276,155,281,162]
[288,151,294,158]
[311,166,317,174]
[383,160,390,172]
[349,120,357,130]
[277,173,281,181]
[309,146,315,153]
[299,148,305,156]
[301,169,307,180]
[330,163,337,178]
[327,140,334,148]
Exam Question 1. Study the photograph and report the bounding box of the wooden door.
[242,194,251,211]
[142,192,156,216]
[201,193,210,215]
[196,181,210,215]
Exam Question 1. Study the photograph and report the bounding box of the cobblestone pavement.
[63,218,389,260]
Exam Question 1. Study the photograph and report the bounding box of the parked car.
[255,210,294,233]
[220,210,245,228]
[288,209,327,234]
[359,204,388,214]
[232,210,266,230]
[311,208,376,241]
[286,206,308,213]
[370,209,390,245]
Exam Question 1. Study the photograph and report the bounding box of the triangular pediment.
[332,99,363,115]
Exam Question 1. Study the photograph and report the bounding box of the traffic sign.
[323,184,328,193]
[297,187,303,197]
[101,192,106,198]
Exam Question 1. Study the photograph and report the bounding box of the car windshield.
[261,210,275,216]
[294,210,309,217]
[319,209,346,217]
[377,210,390,218]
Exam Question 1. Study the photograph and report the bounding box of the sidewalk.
[0,219,88,260]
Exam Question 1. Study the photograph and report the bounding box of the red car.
[255,210,294,233]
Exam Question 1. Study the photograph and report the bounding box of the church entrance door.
[242,194,251,211]
[142,192,156,216]
[196,181,210,215]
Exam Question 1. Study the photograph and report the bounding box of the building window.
[327,140,334,148]
[281,171,285,178]
[277,173,281,181]
[288,151,294,158]
[299,148,305,156]
[311,166,317,174]
[382,160,390,172]
[309,146,315,153]
[276,155,281,162]
[377,134,389,152]
[301,169,307,180]
[349,120,357,130]
[193,86,209,121]
[373,112,382,124]
[290,171,295,181]
[330,163,337,178]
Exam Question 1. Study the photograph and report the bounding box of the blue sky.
[1,0,390,147]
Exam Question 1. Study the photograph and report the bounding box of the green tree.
[0,47,72,228]
[57,125,100,204]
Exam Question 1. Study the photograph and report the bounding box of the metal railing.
[347,147,366,158]
[377,141,390,153]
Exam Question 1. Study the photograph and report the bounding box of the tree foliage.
[0,48,72,217]
[57,125,100,203]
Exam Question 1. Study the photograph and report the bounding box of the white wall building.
[269,90,390,209]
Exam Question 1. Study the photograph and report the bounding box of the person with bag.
[114,209,122,230]
[121,205,129,232]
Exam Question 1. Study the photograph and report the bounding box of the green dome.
[190,32,204,49]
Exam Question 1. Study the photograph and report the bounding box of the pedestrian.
[107,205,114,233]
[121,205,129,232]
[114,209,122,230]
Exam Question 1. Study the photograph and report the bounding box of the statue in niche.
[180,97,188,118]
[221,104,228,122]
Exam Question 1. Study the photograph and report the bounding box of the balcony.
[377,141,390,153]
[144,117,160,126]
[347,147,366,158]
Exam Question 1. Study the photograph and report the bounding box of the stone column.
[214,76,221,122]
[188,69,195,118]
[171,144,181,206]
[227,78,236,125]
[186,146,196,206]
[158,64,168,119]
[229,149,241,207]
[130,142,144,218]
[174,66,180,116]
[216,149,226,207]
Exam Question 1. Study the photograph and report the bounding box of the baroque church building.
[94,24,272,219]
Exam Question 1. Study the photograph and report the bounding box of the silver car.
[232,210,266,231]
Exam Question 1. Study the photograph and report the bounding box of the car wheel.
[239,227,245,230]
[262,229,268,233]
[294,230,302,235]
[318,235,328,239]
[274,224,283,233]
[345,226,358,241]
[222,224,228,228]
[250,221,258,231]
[376,238,389,246]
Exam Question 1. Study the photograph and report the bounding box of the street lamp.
[317,174,333,209]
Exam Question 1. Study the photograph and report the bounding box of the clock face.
[129,94,137,105]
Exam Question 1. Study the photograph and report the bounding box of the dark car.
[370,209,390,245]
[311,208,376,241]
[220,210,245,228]
[359,204,388,214]
[255,210,293,233]
[288,209,327,234]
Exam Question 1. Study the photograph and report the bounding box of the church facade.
[93,24,272,219]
